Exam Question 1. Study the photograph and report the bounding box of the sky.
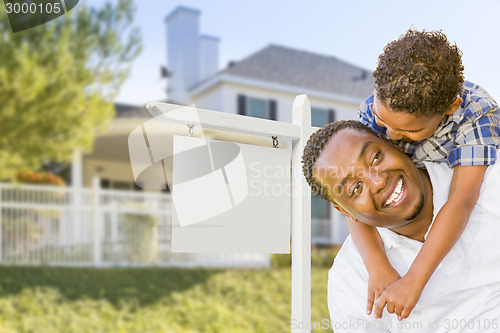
[85,0,500,106]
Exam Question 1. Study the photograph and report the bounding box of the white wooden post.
[146,99,313,332]
[146,102,302,140]
[291,95,312,332]
[92,176,101,266]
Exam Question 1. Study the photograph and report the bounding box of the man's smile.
[383,176,406,208]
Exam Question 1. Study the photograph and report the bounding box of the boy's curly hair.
[374,28,464,116]
[301,120,379,203]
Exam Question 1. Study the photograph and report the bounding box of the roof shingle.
[216,44,374,99]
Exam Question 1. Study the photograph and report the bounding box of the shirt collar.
[434,82,497,137]
[377,227,423,250]
[454,82,496,122]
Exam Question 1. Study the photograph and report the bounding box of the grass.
[0,266,332,333]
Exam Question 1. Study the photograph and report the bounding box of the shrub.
[270,253,292,268]
[121,212,158,263]
[311,245,340,268]
[16,171,65,186]
[270,245,341,268]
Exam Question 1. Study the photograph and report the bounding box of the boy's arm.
[346,217,400,315]
[374,165,487,320]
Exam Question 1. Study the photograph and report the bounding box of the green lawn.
[0,266,332,333]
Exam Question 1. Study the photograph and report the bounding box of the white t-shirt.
[328,160,500,333]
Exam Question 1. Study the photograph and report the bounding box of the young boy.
[354,29,500,321]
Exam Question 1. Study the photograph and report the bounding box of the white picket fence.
[0,180,270,267]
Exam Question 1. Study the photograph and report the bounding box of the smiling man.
[312,122,432,233]
[302,120,500,332]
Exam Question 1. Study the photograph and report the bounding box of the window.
[100,178,110,189]
[100,179,136,190]
[311,107,336,127]
[311,195,330,220]
[248,97,268,119]
[112,181,131,190]
[237,95,277,120]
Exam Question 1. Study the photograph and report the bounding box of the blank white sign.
[171,135,291,253]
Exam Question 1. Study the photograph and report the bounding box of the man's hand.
[373,273,425,321]
[366,265,400,315]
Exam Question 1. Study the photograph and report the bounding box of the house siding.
[192,80,363,124]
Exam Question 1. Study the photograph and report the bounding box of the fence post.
[92,177,101,266]
[291,95,312,333]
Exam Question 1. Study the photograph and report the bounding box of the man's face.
[373,95,447,142]
[313,129,427,228]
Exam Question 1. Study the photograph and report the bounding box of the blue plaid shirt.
[359,81,500,168]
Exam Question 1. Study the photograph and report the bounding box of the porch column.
[71,148,83,248]
[72,148,83,189]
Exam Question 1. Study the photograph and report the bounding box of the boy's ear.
[445,97,463,115]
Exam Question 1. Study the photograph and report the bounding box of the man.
[302,120,500,332]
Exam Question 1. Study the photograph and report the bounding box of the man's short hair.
[302,120,379,203]
[374,28,464,117]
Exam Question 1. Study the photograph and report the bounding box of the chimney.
[199,35,219,82]
[165,7,220,104]
[165,7,201,104]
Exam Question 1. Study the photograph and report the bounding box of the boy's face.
[373,96,453,142]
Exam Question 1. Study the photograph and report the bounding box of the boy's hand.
[366,265,400,316]
[373,273,425,321]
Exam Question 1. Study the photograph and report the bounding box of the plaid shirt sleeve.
[447,112,500,167]
[358,94,374,126]
[358,93,388,137]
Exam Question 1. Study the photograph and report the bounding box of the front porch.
[0,180,343,267]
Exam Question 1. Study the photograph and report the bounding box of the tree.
[0,0,142,180]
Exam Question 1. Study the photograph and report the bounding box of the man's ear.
[333,203,362,223]
[332,203,352,219]
[445,97,463,115]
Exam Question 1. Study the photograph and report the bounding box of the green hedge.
[271,245,341,268]
[0,266,332,333]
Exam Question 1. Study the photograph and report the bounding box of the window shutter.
[237,95,247,115]
[269,99,277,120]
[328,109,336,123]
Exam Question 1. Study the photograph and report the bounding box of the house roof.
[206,44,374,99]
[115,45,375,118]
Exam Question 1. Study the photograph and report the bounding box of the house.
[1,6,377,267]
[86,6,375,246]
